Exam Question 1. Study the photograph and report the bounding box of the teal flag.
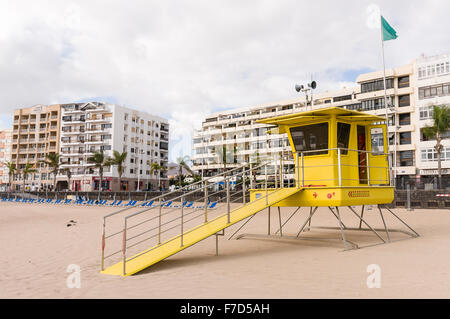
[381,16,398,41]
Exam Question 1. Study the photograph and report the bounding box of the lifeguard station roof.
[256,107,386,126]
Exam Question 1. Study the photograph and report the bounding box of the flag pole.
[379,14,395,187]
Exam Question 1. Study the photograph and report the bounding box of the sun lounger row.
[0,197,218,209]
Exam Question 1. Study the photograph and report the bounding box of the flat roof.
[256,107,386,126]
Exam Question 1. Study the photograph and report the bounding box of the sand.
[0,201,449,299]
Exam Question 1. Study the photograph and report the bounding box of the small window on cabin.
[370,127,384,155]
[337,123,351,155]
[290,123,328,156]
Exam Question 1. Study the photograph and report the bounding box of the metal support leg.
[328,206,347,229]
[335,207,351,250]
[296,207,318,237]
[347,206,386,243]
[275,207,301,235]
[306,207,312,231]
[277,207,283,237]
[383,205,419,237]
[358,205,365,229]
[215,229,225,256]
[267,206,271,235]
[228,214,256,240]
[378,206,390,242]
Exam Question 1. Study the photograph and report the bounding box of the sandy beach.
[1,201,449,299]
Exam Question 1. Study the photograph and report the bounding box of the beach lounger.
[109,200,122,206]
[161,200,173,208]
[140,200,154,207]
[64,199,72,205]
[96,200,108,206]
[124,200,137,207]
[208,202,218,209]
[36,198,46,204]
[85,199,96,205]
[54,199,63,204]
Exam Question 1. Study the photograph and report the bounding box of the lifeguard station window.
[290,123,328,156]
[337,122,351,155]
[370,127,384,155]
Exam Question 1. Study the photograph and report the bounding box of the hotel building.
[59,102,169,191]
[192,53,450,189]
[11,104,61,191]
[0,129,12,190]
[414,53,450,187]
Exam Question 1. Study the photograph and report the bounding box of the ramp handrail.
[101,159,285,271]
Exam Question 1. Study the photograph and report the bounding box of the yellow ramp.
[102,187,301,276]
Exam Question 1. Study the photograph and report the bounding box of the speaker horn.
[295,84,304,92]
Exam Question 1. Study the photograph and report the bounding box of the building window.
[399,113,411,126]
[419,82,450,100]
[399,132,411,145]
[398,94,410,107]
[419,106,434,120]
[361,78,393,93]
[421,147,450,162]
[333,95,352,102]
[398,76,410,88]
[399,151,414,167]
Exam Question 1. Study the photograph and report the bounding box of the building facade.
[0,129,12,190]
[413,53,450,187]
[59,102,169,191]
[192,53,450,189]
[11,104,61,191]
[192,87,361,180]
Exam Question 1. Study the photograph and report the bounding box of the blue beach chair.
[124,200,137,207]
[109,200,122,206]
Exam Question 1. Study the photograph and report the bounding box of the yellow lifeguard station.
[100,107,419,276]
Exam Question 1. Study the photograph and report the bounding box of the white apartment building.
[414,53,450,186]
[193,53,450,189]
[0,129,12,190]
[192,87,361,180]
[59,102,169,191]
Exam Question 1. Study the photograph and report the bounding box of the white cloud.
[1,0,450,161]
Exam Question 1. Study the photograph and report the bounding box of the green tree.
[150,162,167,190]
[2,161,16,191]
[21,163,37,191]
[176,156,194,187]
[107,150,127,190]
[216,145,234,176]
[87,151,111,194]
[423,105,450,189]
[40,153,61,191]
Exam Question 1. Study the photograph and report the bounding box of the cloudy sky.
[1,0,449,161]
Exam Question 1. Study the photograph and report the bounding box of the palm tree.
[216,145,233,175]
[107,150,127,191]
[176,156,194,187]
[21,163,37,192]
[423,105,450,189]
[150,162,167,191]
[61,168,72,191]
[2,161,16,192]
[87,151,111,194]
[40,153,61,191]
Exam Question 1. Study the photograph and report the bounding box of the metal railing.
[100,147,391,274]
[294,148,391,187]
[101,159,291,274]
